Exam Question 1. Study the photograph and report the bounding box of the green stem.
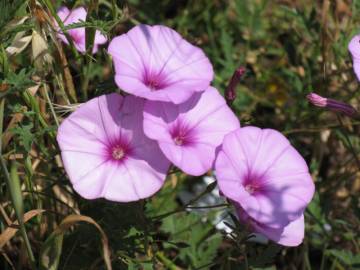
[110,0,117,18]
[54,74,71,105]
[185,203,229,209]
[98,0,140,25]
[43,83,59,127]
[0,158,36,270]
[244,250,249,270]
[137,201,151,257]
[155,252,178,270]
[304,242,312,270]
[22,91,56,140]
[336,115,360,169]
[1,99,36,269]
[319,243,328,270]
[41,0,80,58]
[152,182,217,221]
[81,60,90,101]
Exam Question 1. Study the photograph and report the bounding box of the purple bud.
[307,92,358,118]
[225,67,246,105]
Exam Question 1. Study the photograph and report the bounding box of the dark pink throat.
[169,121,194,146]
[107,139,132,163]
[70,31,83,43]
[142,70,168,91]
[243,175,263,195]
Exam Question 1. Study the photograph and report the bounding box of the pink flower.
[108,24,213,104]
[235,205,305,246]
[348,34,360,81]
[56,6,107,54]
[57,93,170,202]
[215,127,314,245]
[143,87,240,176]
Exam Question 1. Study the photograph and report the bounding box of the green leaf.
[9,161,24,221]
[40,234,64,270]
[11,122,34,152]
[0,0,26,35]
[161,212,221,268]
[1,68,35,98]
[307,192,324,222]
[326,249,360,267]
[0,45,9,76]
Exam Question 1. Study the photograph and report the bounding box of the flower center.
[70,31,82,43]
[146,78,162,91]
[173,136,184,146]
[111,146,125,160]
[169,120,195,147]
[245,184,256,194]
[171,128,191,146]
[143,71,168,91]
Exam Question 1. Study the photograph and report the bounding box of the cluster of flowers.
[56,7,315,246]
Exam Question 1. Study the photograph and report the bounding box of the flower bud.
[225,67,246,105]
[307,92,358,118]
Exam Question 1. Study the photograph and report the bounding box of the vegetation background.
[0,0,359,269]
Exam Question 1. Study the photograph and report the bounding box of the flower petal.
[57,96,115,148]
[236,205,305,247]
[57,6,70,21]
[236,127,291,177]
[254,215,305,247]
[73,161,114,199]
[159,142,214,176]
[103,157,167,202]
[60,150,107,186]
[215,148,262,218]
[352,60,360,81]
[64,6,87,24]
[348,34,360,81]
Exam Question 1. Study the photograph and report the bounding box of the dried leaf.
[0,209,45,249]
[52,185,79,214]
[2,111,24,149]
[6,32,32,56]
[27,83,40,96]
[32,29,53,71]
[49,214,112,270]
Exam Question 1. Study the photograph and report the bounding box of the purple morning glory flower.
[215,126,314,245]
[57,93,170,202]
[143,86,240,176]
[56,6,107,54]
[108,24,214,104]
